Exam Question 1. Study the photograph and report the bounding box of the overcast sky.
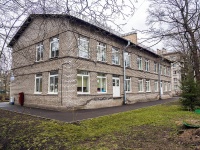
[119,0,164,51]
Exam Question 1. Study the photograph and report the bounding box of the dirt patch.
[178,128,200,149]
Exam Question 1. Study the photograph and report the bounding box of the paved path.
[0,97,179,122]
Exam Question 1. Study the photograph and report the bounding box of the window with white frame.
[172,63,177,68]
[168,82,171,91]
[78,36,89,58]
[174,85,178,90]
[97,73,107,93]
[163,66,166,75]
[112,47,120,65]
[36,42,44,61]
[124,52,130,67]
[50,36,59,58]
[97,42,106,62]
[154,62,158,73]
[138,79,143,92]
[146,80,151,92]
[173,70,177,74]
[174,78,178,82]
[145,59,150,71]
[125,76,131,92]
[77,70,90,93]
[49,71,58,94]
[167,67,170,76]
[154,81,158,92]
[137,56,142,70]
[164,82,168,91]
[35,73,42,93]
[160,65,162,75]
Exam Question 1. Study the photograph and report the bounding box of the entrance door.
[160,81,163,95]
[112,77,120,97]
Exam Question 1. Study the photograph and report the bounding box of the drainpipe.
[158,62,161,100]
[123,40,130,105]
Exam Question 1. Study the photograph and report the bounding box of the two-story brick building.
[8,14,172,110]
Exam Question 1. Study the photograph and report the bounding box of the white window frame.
[146,80,151,92]
[78,36,89,58]
[125,76,131,92]
[35,73,42,94]
[48,71,58,94]
[154,81,158,92]
[174,78,178,82]
[164,82,168,92]
[145,59,150,72]
[77,71,90,94]
[97,73,107,93]
[97,42,106,62]
[137,57,143,70]
[36,42,44,62]
[138,79,143,92]
[50,36,59,58]
[163,66,167,75]
[112,47,120,65]
[168,82,171,91]
[154,62,158,73]
[124,52,131,67]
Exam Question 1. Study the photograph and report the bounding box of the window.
[154,62,158,73]
[167,67,170,76]
[97,73,107,93]
[174,78,178,82]
[173,70,177,74]
[125,76,131,92]
[154,81,158,92]
[164,82,168,91]
[77,70,90,93]
[35,73,42,93]
[160,65,163,75]
[97,42,106,62]
[36,42,43,61]
[146,80,151,92]
[50,36,59,58]
[138,79,143,92]
[145,59,150,71]
[163,66,166,75]
[137,56,142,70]
[124,52,130,67]
[49,71,58,94]
[112,47,120,65]
[78,36,89,58]
[172,63,177,68]
[168,82,171,91]
[174,85,178,90]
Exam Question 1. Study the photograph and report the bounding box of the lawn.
[0,101,200,150]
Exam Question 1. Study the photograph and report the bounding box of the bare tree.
[146,0,200,81]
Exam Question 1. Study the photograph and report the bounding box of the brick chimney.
[122,32,137,44]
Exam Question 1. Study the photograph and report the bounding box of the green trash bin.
[195,109,200,114]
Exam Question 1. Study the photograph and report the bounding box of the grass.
[0,101,199,149]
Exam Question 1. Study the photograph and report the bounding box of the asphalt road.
[0,97,179,123]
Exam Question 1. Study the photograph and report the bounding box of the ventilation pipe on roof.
[123,40,130,105]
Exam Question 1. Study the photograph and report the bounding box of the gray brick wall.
[10,16,172,110]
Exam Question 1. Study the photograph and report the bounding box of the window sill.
[77,92,90,95]
[112,63,120,66]
[47,92,58,95]
[78,56,89,60]
[34,92,42,95]
[146,91,151,93]
[97,92,107,94]
[35,60,44,63]
[49,57,59,60]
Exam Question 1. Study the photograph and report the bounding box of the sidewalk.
[0,97,179,122]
